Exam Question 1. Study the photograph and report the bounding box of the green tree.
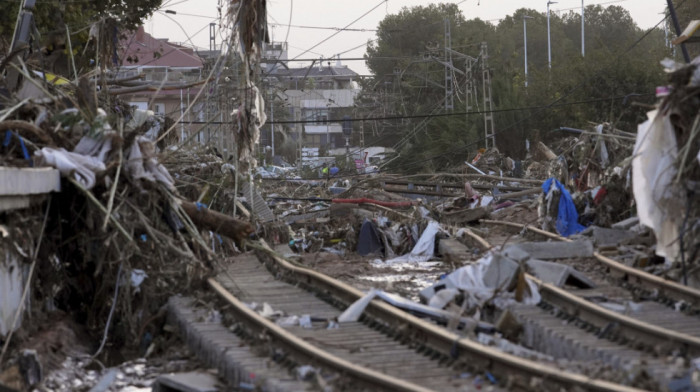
[365,4,669,173]
[1,0,162,74]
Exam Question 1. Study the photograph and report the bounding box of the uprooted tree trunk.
[178,200,255,247]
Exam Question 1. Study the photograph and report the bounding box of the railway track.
[458,220,700,389]
[480,219,700,308]
[198,242,650,391]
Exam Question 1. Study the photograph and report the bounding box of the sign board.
[354,159,365,171]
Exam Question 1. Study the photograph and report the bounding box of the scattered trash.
[299,315,312,329]
[420,252,541,313]
[153,371,220,392]
[296,365,317,381]
[378,221,442,264]
[540,178,585,237]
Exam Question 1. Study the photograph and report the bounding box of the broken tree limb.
[332,198,415,208]
[99,73,145,85]
[496,188,542,200]
[107,78,210,95]
[69,177,135,244]
[463,174,544,185]
[358,202,414,220]
[178,199,255,246]
[102,120,123,230]
[0,119,53,145]
[535,141,558,160]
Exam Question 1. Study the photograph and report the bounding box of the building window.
[302,108,329,124]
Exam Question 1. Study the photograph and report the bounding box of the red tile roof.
[119,26,203,68]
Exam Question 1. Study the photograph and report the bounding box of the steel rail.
[468,221,700,355]
[253,241,645,392]
[208,278,433,392]
[480,219,700,306]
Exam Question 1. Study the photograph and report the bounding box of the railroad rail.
[204,242,646,392]
[458,223,700,387]
[480,219,700,308]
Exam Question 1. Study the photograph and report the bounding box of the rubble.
[632,57,700,274]
[0,70,256,390]
[0,3,698,389]
[504,240,594,260]
[153,371,220,392]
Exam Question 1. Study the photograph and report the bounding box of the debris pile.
[632,57,700,282]
[0,69,253,390]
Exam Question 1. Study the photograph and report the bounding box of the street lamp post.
[523,15,533,87]
[547,1,557,69]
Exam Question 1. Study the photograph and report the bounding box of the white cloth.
[632,110,685,263]
[125,136,175,190]
[34,147,105,189]
[378,220,441,264]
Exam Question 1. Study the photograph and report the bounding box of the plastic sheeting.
[542,178,585,237]
[377,220,441,264]
[338,288,379,322]
[36,135,175,191]
[337,288,494,331]
[439,253,540,309]
[357,220,384,256]
[34,108,175,190]
[125,136,175,190]
[632,110,685,263]
[595,124,610,168]
[34,147,106,189]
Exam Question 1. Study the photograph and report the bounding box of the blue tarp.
[542,178,585,237]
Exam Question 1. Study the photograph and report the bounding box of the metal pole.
[270,92,274,160]
[547,1,557,69]
[180,88,185,142]
[666,0,691,63]
[523,16,532,87]
[581,0,585,57]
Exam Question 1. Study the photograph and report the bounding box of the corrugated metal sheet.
[240,181,275,223]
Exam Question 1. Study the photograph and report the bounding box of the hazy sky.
[147,0,669,75]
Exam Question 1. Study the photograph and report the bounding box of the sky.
[147,0,669,75]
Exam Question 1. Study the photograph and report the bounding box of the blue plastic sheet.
[542,178,585,237]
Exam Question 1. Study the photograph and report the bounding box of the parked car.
[254,166,299,179]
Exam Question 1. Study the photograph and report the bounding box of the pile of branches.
[0,69,253,357]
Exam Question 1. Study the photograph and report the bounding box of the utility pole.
[465,58,475,110]
[267,89,274,162]
[444,17,454,111]
[180,88,186,142]
[581,1,585,57]
[206,23,217,145]
[547,1,557,69]
[481,42,495,149]
[523,15,533,87]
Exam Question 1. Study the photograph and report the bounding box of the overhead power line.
[179,93,653,126]
[269,23,382,32]
[291,0,387,60]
